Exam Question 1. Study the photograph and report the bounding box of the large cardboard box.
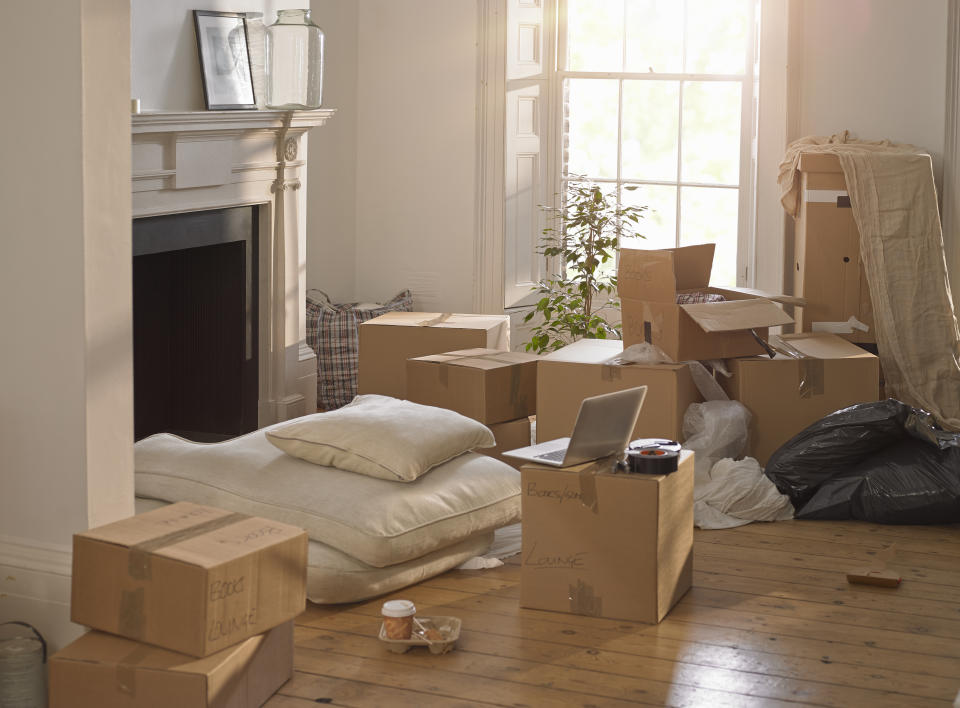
[720,332,880,464]
[406,348,538,423]
[71,502,307,657]
[618,244,794,361]
[359,312,510,399]
[480,417,533,469]
[794,152,875,343]
[520,451,694,623]
[536,339,701,443]
[49,622,293,708]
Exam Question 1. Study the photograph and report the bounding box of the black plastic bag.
[764,399,960,524]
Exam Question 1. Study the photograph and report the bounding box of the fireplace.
[131,109,334,432]
[133,207,258,441]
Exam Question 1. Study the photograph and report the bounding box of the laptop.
[502,386,647,468]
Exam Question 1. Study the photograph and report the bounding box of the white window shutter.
[504,0,551,309]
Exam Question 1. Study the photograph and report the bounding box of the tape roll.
[625,445,679,474]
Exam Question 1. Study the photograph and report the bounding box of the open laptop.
[502,386,647,468]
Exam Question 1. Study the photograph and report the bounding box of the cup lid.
[381,599,416,618]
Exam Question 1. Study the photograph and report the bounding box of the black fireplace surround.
[133,207,258,442]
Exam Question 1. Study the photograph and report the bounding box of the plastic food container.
[381,600,416,640]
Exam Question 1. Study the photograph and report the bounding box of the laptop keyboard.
[534,448,567,462]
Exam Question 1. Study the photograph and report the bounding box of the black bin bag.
[764,399,960,524]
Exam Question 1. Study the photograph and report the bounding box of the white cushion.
[134,497,492,604]
[134,426,520,567]
[265,395,496,482]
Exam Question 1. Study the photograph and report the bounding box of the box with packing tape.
[536,339,701,444]
[48,622,293,708]
[71,502,307,658]
[720,332,880,465]
[618,243,796,361]
[358,312,511,400]
[406,348,538,424]
[520,450,693,624]
[480,417,533,470]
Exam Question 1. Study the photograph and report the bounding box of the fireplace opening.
[133,207,258,442]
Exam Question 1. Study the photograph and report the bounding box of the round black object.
[629,438,681,453]
[625,447,679,474]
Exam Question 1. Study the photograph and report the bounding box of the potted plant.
[524,180,646,353]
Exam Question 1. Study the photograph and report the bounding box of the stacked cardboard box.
[793,152,876,342]
[49,502,308,707]
[520,450,694,623]
[358,312,511,399]
[536,339,700,444]
[407,348,539,469]
[720,333,880,465]
[618,243,794,361]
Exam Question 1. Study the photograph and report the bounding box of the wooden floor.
[267,520,960,707]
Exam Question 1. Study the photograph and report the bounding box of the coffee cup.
[381,600,416,640]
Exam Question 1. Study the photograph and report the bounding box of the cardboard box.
[359,312,511,399]
[618,244,794,361]
[794,152,875,343]
[720,332,880,465]
[520,450,694,623]
[71,502,307,657]
[536,339,701,443]
[406,348,538,423]
[49,622,293,708]
[479,417,533,469]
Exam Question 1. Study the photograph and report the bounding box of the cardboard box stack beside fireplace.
[49,502,309,707]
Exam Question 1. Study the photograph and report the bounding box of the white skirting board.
[0,535,84,652]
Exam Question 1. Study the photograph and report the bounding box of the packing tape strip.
[769,336,824,398]
[416,313,452,327]
[601,365,622,382]
[115,643,152,697]
[121,511,251,642]
[568,578,602,617]
[576,455,619,513]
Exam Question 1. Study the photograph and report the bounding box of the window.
[559,0,758,288]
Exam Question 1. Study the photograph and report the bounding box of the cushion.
[265,395,496,482]
[134,425,520,567]
[134,497,493,604]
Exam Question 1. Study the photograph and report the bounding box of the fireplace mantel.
[132,109,335,426]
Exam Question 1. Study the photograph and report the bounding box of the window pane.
[622,80,679,182]
[685,0,751,74]
[621,184,676,251]
[681,81,741,185]
[567,0,624,72]
[624,0,683,73]
[566,79,619,179]
[680,186,739,287]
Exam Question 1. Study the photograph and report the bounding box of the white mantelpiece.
[132,109,335,425]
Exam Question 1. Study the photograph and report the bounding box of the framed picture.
[193,11,256,110]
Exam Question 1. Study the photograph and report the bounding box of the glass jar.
[265,9,324,109]
[244,12,267,108]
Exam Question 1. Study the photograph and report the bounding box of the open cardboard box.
[619,244,797,362]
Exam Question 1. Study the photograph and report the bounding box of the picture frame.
[193,10,257,110]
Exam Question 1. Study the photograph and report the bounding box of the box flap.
[776,332,876,360]
[618,244,714,301]
[719,286,807,308]
[798,152,843,173]
[681,299,793,333]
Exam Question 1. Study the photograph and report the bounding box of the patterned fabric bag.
[306,290,413,410]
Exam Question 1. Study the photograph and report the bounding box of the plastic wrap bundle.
[764,399,960,524]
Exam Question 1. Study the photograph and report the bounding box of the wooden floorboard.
[267,521,960,707]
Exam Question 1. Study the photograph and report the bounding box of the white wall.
[0,0,133,649]
[795,0,948,182]
[306,1,360,304]
[353,0,479,311]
